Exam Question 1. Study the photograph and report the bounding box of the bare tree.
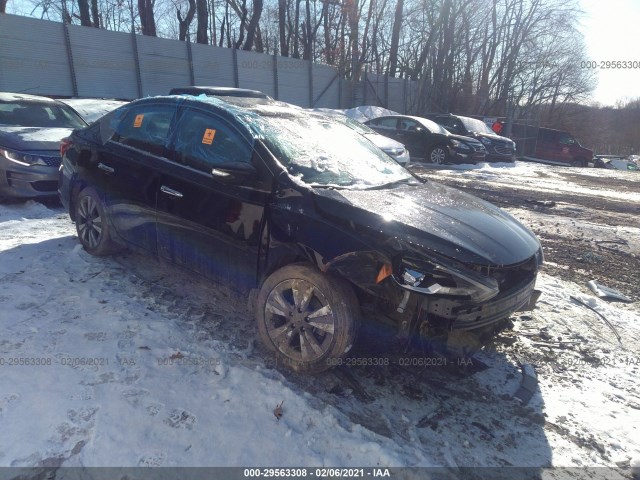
[137,0,156,35]
[175,0,195,39]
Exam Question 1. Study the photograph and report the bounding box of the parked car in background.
[58,98,129,124]
[364,115,486,164]
[59,94,542,373]
[0,92,87,198]
[594,155,639,172]
[510,124,593,168]
[424,113,516,162]
[312,110,411,165]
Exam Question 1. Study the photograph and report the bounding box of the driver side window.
[172,109,252,174]
[558,134,576,145]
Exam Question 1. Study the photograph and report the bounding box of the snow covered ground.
[0,161,639,476]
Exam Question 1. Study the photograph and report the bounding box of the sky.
[578,0,640,106]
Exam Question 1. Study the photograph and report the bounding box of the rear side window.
[172,108,252,173]
[111,105,175,157]
[370,117,398,129]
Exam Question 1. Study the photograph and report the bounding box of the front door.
[155,106,271,288]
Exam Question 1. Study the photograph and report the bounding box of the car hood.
[0,126,73,152]
[365,132,406,151]
[312,181,541,266]
[448,133,483,146]
[472,132,514,144]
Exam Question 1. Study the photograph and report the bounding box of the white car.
[312,110,411,165]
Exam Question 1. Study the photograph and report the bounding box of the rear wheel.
[75,187,117,256]
[256,264,360,373]
[428,145,448,165]
[571,158,586,168]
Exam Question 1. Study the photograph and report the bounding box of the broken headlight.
[395,258,499,303]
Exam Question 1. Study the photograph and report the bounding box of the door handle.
[98,162,114,174]
[160,185,184,198]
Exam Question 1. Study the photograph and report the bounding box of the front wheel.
[75,187,117,256]
[571,158,586,168]
[428,145,449,165]
[256,264,360,373]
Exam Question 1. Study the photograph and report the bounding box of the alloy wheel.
[264,279,335,363]
[431,148,446,164]
[77,195,103,249]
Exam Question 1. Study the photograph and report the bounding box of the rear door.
[95,102,177,253]
[156,106,271,287]
[396,118,432,159]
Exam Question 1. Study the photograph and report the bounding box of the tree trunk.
[77,0,92,26]
[387,0,403,77]
[196,0,208,43]
[278,0,288,56]
[137,0,157,36]
[243,0,263,50]
[176,0,196,41]
[90,0,100,26]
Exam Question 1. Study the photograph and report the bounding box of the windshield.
[251,113,414,189]
[0,101,87,128]
[458,116,494,134]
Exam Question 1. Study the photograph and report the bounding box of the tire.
[75,187,117,256]
[428,145,448,165]
[256,264,360,374]
[571,158,586,168]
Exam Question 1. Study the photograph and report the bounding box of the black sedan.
[364,115,486,164]
[59,94,542,373]
[0,92,87,198]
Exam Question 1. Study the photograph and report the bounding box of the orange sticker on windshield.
[133,114,144,128]
[202,129,216,145]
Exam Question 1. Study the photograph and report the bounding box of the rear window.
[0,101,86,128]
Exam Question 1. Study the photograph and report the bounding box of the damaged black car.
[59,94,543,373]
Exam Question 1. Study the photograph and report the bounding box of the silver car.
[0,92,87,198]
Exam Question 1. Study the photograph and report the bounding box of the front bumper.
[0,157,59,198]
[450,148,486,164]
[484,144,516,162]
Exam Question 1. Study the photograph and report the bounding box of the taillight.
[60,138,72,158]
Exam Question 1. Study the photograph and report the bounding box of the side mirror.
[211,162,257,181]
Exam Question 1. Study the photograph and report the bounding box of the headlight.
[480,137,493,145]
[451,140,471,151]
[386,147,406,157]
[395,259,499,303]
[1,148,48,166]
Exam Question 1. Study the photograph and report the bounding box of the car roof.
[0,92,62,104]
[169,86,272,99]
[368,114,444,129]
[129,95,306,131]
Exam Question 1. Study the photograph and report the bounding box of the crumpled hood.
[0,127,72,152]
[312,181,541,266]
